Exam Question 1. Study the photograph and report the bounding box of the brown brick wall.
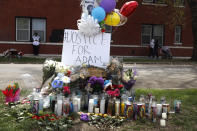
[0,0,194,57]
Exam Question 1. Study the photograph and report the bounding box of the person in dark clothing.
[149,39,155,58]
[32,33,41,55]
[154,39,159,59]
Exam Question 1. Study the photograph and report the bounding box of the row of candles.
[29,89,181,127]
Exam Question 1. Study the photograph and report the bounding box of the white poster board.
[61,29,111,67]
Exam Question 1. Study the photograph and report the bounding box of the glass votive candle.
[160,119,166,127]
[162,113,167,119]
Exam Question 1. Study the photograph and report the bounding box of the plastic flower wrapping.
[122,68,138,90]
[1,82,20,103]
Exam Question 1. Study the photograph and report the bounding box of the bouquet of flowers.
[42,60,72,88]
[122,68,138,90]
[51,73,71,96]
[1,82,20,103]
[87,76,104,93]
[55,62,72,76]
[42,60,56,87]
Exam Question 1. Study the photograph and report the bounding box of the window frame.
[141,24,164,46]
[174,0,185,7]
[15,17,47,42]
[143,0,166,4]
[15,18,31,41]
[174,25,182,44]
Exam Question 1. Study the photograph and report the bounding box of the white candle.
[160,119,166,127]
[157,104,162,116]
[95,108,100,114]
[100,99,105,114]
[77,98,81,111]
[115,100,120,116]
[88,99,94,113]
[73,99,78,112]
[57,99,63,116]
[162,113,167,119]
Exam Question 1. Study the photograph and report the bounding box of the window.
[141,24,164,46]
[16,17,46,42]
[174,0,184,6]
[143,0,166,4]
[16,18,30,41]
[175,26,182,43]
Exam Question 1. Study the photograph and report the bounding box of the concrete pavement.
[0,64,196,90]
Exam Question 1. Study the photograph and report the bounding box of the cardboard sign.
[61,29,111,67]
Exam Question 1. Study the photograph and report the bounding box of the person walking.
[149,39,155,58]
[154,39,159,59]
[32,33,40,55]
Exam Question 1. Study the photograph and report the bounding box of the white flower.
[55,62,71,74]
[133,75,138,80]
[61,76,70,84]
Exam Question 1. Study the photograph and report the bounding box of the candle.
[88,99,94,113]
[162,104,170,113]
[156,104,162,116]
[73,99,78,112]
[100,99,105,114]
[115,100,120,116]
[39,97,43,114]
[162,113,167,119]
[121,102,125,116]
[77,97,81,111]
[95,108,100,114]
[56,94,63,116]
[63,97,70,116]
[160,119,166,127]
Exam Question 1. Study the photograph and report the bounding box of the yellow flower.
[103,114,108,117]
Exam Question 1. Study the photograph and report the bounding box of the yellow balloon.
[105,12,120,26]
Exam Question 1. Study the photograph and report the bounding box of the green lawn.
[0,57,61,64]
[0,89,197,131]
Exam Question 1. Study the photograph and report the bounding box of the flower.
[61,76,70,84]
[80,113,89,122]
[88,76,104,93]
[122,68,138,90]
[42,60,56,87]
[55,62,71,75]
[106,88,120,97]
[51,80,63,89]
[63,86,70,96]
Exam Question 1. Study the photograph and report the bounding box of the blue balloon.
[91,7,106,22]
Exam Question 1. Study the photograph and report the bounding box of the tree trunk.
[187,0,197,61]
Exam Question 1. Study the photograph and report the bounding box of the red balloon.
[120,1,138,17]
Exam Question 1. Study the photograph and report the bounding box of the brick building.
[0,0,194,57]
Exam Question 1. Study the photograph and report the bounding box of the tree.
[187,0,197,61]
[150,0,197,60]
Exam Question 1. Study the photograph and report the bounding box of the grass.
[0,57,61,64]
[123,58,197,64]
[122,88,197,131]
[0,88,197,131]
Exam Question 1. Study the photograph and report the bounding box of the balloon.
[105,12,120,26]
[100,0,116,13]
[120,1,138,17]
[91,7,106,22]
[114,9,128,26]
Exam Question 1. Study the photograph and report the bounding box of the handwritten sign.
[61,29,111,67]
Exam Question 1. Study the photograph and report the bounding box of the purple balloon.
[100,0,116,13]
